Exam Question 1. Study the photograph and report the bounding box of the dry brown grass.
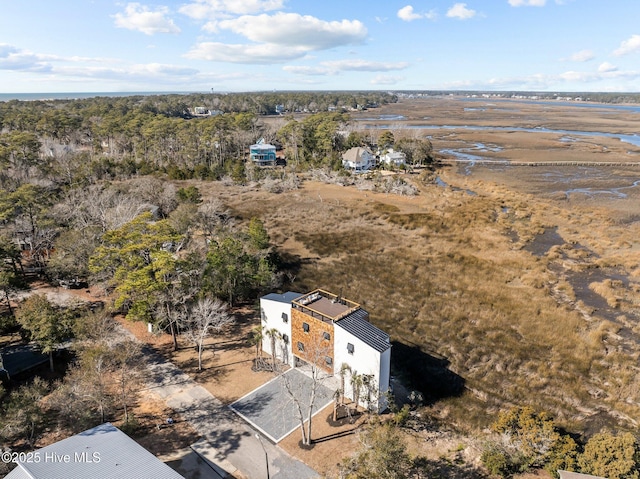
[187,172,640,435]
[179,97,640,436]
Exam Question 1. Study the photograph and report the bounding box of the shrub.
[481,444,512,477]
[578,432,640,479]
[176,185,202,204]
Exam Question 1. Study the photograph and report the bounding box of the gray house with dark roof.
[5,423,184,479]
[260,289,391,412]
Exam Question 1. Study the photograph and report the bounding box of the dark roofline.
[261,291,303,304]
[335,309,391,353]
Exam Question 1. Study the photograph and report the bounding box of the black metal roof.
[336,309,391,353]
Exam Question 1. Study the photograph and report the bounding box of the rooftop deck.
[292,289,361,323]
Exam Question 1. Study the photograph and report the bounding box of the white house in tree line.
[380,148,407,167]
[260,289,391,412]
[341,147,375,172]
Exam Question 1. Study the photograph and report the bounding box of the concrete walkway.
[143,347,319,479]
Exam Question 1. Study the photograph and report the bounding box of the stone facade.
[291,308,335,373]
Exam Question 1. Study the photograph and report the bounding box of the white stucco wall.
[333,324,391,412]
[259,297,293,365]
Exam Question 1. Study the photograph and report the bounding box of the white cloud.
[113,3,180,35]
[283,59,409,76]
[323,59,409,72]
[397,5,423,21]
[559,68,639,83]
[371,75,404,85]
[185,42,307,63]
[179,0,284,19]
[559,70,595,82]
[130,63,199,76]
[0,44,20,57]
[184,11,367,64]
[0,42,241,88]
[613,34,640,56]
[0,44,53,72]
[508,0,546,6]
[446,3,476,20]
[218,13,367,50]
[598,62,618,73]
[283,65,331,76]
[568,49,594,62]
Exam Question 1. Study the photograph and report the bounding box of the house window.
[282,312,288,323]
[347,343,354,355]
[325,356,333,366]
[302,322,309,333]
[297,341,304,352]
[323,332,330,341]
[260,308,266,322]
[282,333,289,343]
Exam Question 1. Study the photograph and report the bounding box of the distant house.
[342,147,375,172]
[5,423,185,479]
[260,289,391,412]
[250,139,277,166]
[380,148,407,167]
[0,344,49,381]
[190,107,223,117]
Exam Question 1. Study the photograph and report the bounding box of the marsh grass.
[203,176,640,433]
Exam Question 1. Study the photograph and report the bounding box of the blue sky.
[1,0,640,93]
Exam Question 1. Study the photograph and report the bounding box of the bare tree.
[196,198,233,246]
[279,336,332,446]
[111,339,143,424]
[184,297,234,371]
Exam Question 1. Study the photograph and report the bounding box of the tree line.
[0,179,281,467]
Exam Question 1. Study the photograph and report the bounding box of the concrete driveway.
[230,369,335,443]
[143,345,320,479]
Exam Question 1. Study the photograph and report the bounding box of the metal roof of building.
[558,472,607,479]
[336,309,391,353]
[6,423,185,479]
[261,291,303,304]
[249,143,276,150]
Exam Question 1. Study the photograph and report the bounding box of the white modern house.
[341,147,375,172]
[260,289,391,412]
[380,148,407,167]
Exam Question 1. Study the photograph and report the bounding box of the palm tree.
[350,371,363,414]
[264,328,281,371]
[339,363,352,405]
[249,325,263,359]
